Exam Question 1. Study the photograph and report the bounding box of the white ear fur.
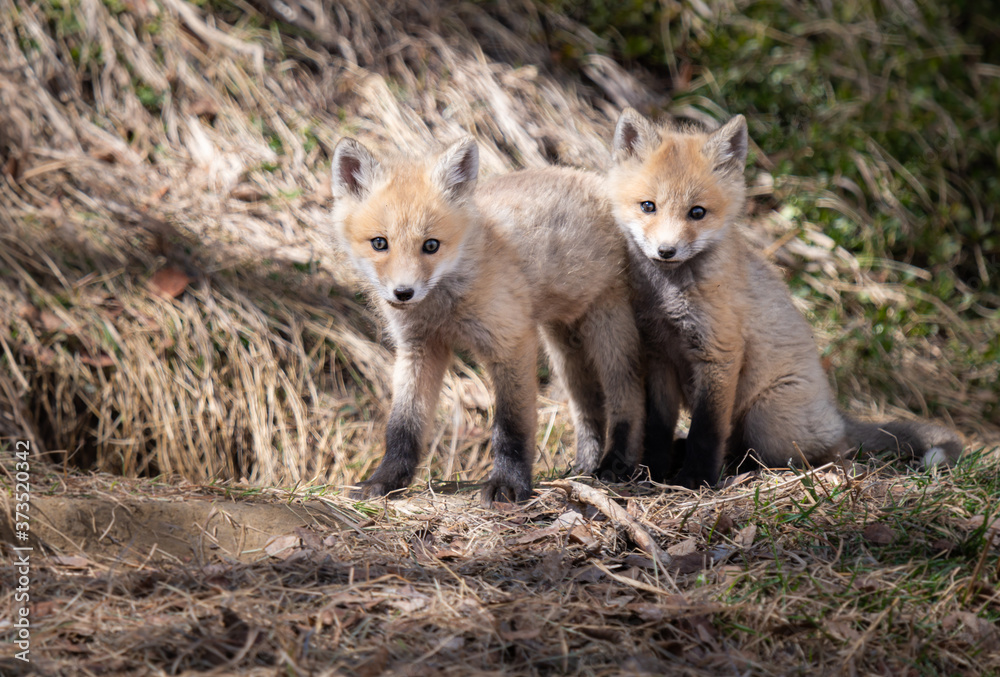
[613,107,658,162]
[703,115,748,176]
[332,137,380,199]
[432,136,479,201]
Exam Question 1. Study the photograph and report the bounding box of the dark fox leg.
[672,354,742,489]
[360,340,451,498]
[640,353,682,482]
[480,332,539,506]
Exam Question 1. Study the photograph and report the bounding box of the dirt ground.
[2,457,999,676]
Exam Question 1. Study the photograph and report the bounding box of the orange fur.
[608,108,962,488]
[331,137,644,505]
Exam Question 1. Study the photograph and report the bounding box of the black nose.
[394,287,415,302]
[657,245,677,260]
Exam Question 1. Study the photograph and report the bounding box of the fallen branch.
[546,480,677,590]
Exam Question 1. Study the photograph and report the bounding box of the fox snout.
[644,229,689,263]
[393,286,415,302]
[382,280,426,306]
[656,244,678,260]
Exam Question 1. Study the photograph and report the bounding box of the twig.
[546,479,675,580]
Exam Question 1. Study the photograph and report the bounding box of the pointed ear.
[332,137,379,199]
[703,115,748,177]
[432,136,479,201]
[613,107,658,162]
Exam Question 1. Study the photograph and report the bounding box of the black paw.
[480,473,532,507]
[594,453,639,484]
[670,470,714,490]
[352,468,413,500]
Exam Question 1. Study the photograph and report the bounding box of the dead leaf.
[826,619,860,642]
[623,554,656,569]
[735,524,757,549]
[572,566,605,583]
[39,310,68,333]
[930,538,957,553]
[667,537,698,557]
[708,544,737,563]
[862,523,895,545]
[51,555,94,568]
[714,565,743,585]
[149,267,191,299]
[943,611,1000,650]
[670,553,708,575]
[294,527,324,551]
[553,510,585,528]
[629,603,667,622]
[569,524,597,547]
[720,472,755,489]
[264,533,301,558]
[432,546,466,560]
[711,512,735,536]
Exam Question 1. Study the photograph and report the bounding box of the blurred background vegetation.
[519,0,1000,421]
[0,0,997,485]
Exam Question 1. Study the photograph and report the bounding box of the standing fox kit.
[331,136,644,505]
[609,108,962,488]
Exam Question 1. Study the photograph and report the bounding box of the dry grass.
[2,451,999,675]
[0,0,630,485]
[1,0,997,487]
[1,0,1000,673]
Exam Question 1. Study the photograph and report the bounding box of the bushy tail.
[844,417,963,466]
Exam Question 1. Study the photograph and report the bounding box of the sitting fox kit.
[609,108,962,487]
[331,136,644,505]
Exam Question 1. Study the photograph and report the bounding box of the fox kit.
[608,108,963,488]
[331,136,644,505]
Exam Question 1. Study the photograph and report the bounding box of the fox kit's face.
[610,110,748,265]
[331,138,479,307]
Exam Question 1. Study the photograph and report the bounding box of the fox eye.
[371,237,388,251]
[422,239,440,254]
[688,206,707,220]
[640,201,656,214]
